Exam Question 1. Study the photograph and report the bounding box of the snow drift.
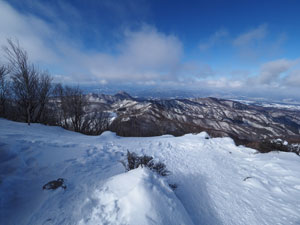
[78,167,193,225]
[0,119,300,225]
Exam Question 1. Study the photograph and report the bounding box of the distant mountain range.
[82,85,300,103]
[86,92,300,145]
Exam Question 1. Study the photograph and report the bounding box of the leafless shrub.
[120,150,170,176]
[169,183,178,190]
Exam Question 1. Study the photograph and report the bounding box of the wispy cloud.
[233,24,267,47]
[232,24,287,62]
[0,0,58,63]
[199,28,228,51]
[258,58,299,84]
[284,69,300,87]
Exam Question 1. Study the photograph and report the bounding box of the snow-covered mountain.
[87,92,300,143]
[0,119,300,225]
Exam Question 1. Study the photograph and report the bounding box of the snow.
[0,119,300,225]
[232,99,300,111]
[79,168,193,225]
[261,103,300,111]
[108,111,117,123]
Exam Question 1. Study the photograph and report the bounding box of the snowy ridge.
[86,93,300,141]
[0,119,300,225]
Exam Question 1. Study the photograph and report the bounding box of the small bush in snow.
[169,183,178,190]
[120,151,170,176]
[42,178,66,190]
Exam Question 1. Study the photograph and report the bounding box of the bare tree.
[65,86,89,132]
[91,111,110,134]
[81,111,110,135]
[0,65,10,116]
[35,72,52,123]
[54,84,109,134]
[2,39,107,132]
[53,83,69,128]
[3,39,52,125]
[55,85,88,132]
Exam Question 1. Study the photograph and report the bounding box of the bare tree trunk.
[0,65,10,117]
[27,104,31,125]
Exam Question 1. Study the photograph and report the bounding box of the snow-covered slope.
[0,119,300,225]
[87,93,300,141]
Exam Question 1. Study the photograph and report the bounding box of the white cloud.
[0,0,183,84]
[1,0,299,100]
[73,26,183,83]
[258,59,299,84]
[182,58,300,101]
[233,24,267,47]
[0,0,59,63]
[199,28,228,51]
[203,77,243,89]
[284,70,300,87]
[121,26,182,69]
[232,24,287,62]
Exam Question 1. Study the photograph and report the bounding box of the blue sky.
[1,0,300,100]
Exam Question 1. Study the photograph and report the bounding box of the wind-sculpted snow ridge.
[78,168,193,225]
[0,119,300,225]
[87,93,300,143]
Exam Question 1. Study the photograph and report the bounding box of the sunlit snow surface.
[0,119,299,225]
